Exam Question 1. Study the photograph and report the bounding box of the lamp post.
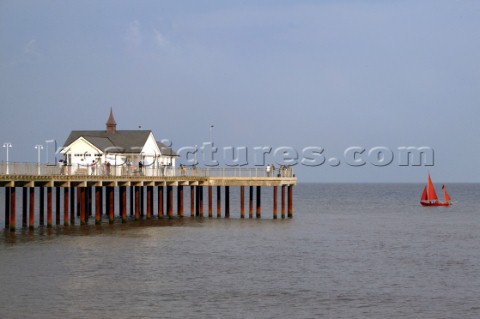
[194,144,197,166]
[3,142,12,174]
[210,125,214,146]
[35,145,43,175]
[45,139,56,164]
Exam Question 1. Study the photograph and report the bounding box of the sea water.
[1,183,479,319]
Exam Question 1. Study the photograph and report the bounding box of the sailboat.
[420,174,452,206]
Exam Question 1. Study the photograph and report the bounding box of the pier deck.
[1,163,296,231]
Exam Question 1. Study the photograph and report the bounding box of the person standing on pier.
[91,160,96,175]
[126,159,131,175]
[106,161,111,175]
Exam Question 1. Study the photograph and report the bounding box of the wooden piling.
[82,187,89,225]
[146,186,152,219]
[240,186,245,219]
[135,186,140,221]
[208,186,212,218]
[87,187,92,217]
[195,186,200,217]
[121,186,127,223]
[95,187,101,224]
[47,187,53,228]
[199,186,204,217]
[178,185,184,217]
[150,186,155,218]
[167,185,173,218]
[281,185,286,219]
[80,187,86,225]
[140,186,144,217]
[29,187,35,229]
[5,187,10,229]
[288,185,293,218]
[84,187,89,224]
[216,186,221,218]
[225,186,230,218]
[76,187,81,217]
[108,187,114,224]
[130,186,134,216]
[64,187,69,226]
[40,187,44,226]
[249,186,253,219]
[273,186,278,219]
[56,187,61,225]
[190,185,195,217]
[70,187,75,225]
[10,187,16,232]
[22,188,27,228]
[256,186,261,218]
[158,186,164,218]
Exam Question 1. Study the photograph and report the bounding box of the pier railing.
[0,162,294,178]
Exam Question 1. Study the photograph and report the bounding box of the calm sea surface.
[1,183,480,319]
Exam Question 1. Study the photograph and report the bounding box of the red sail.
[421,186,428,201]
[443,185,452,202]
[427,174,438,201]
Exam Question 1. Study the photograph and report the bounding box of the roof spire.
[106,107,117,134]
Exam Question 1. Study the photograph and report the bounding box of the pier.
[1,163,296,232]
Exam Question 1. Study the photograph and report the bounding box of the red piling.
[40,187,45,226]
[95,187,101,224]
[135,186,140,221]
[178,185,184,217]
[70,187,75,225]
[140,187,144,217]
[80,187,86,225]
[87,187,92,218]
[195,186,200,216]
[47,187,53,228]
[273,186,278,219]
[240,186,245,219]
[56,187,61,225]
[225,186,230,218]
[199,186,204,217]
[167,185,173,217]
[29,187,35,229]
[10,187,16,232]
[22,188,27,228]
[158,186,164,218]
[190,186,195,217]
[146,186,152,219]
[249,186,253,219]
[108,187,114,224]
[130,186,134,217]
[281,185,286,219]
[64,187,69,226]
[216,186,221,218]
[256,186,261,218]
[288,185,293,218]
[208,186,212,218]
[5,187,10,229]
[121,186,127,223]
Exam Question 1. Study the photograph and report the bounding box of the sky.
[0,0,479,183]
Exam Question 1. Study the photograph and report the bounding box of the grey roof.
[62,130,176,156]
[157,141,178,156]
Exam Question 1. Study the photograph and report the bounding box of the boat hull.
[420,201,452,207]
